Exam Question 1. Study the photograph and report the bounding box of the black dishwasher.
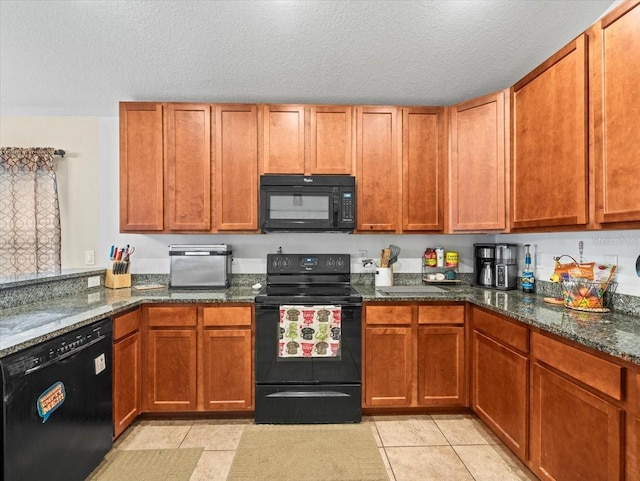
[1,318,113,481]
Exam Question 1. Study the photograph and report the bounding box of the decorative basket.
[560,278,615,312]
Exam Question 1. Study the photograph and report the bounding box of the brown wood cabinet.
[629,370,640,481]
[112,308,141,438]
[356,106,400,232]
[590,2,640,228]
[262,104,354,175]
[144,306,198,411]
[449,90,508,232]
[530,331,624,481]
[119,102,164,231]
[202,306,253,411]
[364,303,465,408]
[472,308,528,460]
[511,34,589,230]
[165,103,211,231]
[214,104,259,230]
[402,107,446,232]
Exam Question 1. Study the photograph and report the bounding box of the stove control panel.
[267,254,350,274]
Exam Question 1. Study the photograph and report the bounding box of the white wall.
[3,116,639,296]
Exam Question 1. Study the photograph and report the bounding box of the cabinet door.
[263,105,305,173]
[356,106,400,231]
[473,331,528,459]
[202,329,253,411]
[165,103,211,231]
[119,102,164,231]
[308,105,354,174]
[402,107,446,231]
[531,363,623,481]
[146,329,197,411]
[113,331,141,438]
[450,91,507,231]
[417,326,465,406]
[214,104,258,230]
[511,34,588,229]
[629,371,640,481]
[364,326,412,407]
[592,3,640,226]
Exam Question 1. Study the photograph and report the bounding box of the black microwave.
[260,175,356,233]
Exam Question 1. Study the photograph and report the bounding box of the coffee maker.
[494,243,518,290]
[473,243,518,290]
[473,244,495,288]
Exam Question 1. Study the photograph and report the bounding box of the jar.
[423,248,437,267]
[445,251,458,267]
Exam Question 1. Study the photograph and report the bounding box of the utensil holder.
[375,267,393,287]
[105,269,131,289]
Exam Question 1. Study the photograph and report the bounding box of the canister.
[435,247,445,267]
[445,251,459,267]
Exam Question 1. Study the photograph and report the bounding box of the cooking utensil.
[380,248,391,267]
[388,245,401,266]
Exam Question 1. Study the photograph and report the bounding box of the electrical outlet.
[84,250,95,265]
[87,276,101,288]
[359,250,367,261]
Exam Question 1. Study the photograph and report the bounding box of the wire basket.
[560,278,616,312]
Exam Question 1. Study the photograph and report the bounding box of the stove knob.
[327,258,335,268]
[337,257,344,268]
[283,258,291,268]
[272,258,281,269]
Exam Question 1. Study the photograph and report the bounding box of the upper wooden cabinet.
[356,106,401,232]
[449,90,508,232]
[119,103,164,231]
[214,104,259,230]
[165,103,211,231]
[590,1,640,227]
[262,104,354,174]
[402,107,446,232]
[511,34,589,230]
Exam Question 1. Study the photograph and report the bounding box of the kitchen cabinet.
[202,306,253,411]
[472,307,528,460]
[590,2,640,228]
[144,306,198,411]
[449,90,508,232]
[364,303,465,408]
[402,107,446,232]
[530,332,624,481]
[214,104,259,230]
[262,104,354,175]
[112,308,142,438]
[511,34,588,230]
[119,102,164,231]
[165,103,211,231]
[628,370,640,481]
[356,106,400,232]
[417,305,465,406]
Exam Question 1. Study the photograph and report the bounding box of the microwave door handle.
[333,203,339,227]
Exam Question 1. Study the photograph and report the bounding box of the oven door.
[255,303,361,385]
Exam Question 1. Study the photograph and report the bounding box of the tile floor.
[92,414,538,481]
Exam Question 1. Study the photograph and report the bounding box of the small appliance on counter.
[169,244,232,288]
[473,243,518,290]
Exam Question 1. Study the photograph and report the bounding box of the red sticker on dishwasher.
[37,381,66,423]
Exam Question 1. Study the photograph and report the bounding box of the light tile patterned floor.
[96,414,538,481]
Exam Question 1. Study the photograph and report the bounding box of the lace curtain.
[0,147,61,276]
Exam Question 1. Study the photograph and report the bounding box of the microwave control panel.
[339,190,355,223]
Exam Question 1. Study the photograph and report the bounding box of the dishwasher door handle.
[24,334,107,375]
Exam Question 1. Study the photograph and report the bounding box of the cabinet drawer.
[472,308,528,353]
[147,306,197,327]
[113,308,141,340]
[365,305,413,325]
[418,305,464,325]
[203,306,252,327]
[532,332,623,401]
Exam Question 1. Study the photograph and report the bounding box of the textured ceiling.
[0,0,616,117]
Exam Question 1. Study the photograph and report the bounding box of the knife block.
[105,269,131,289]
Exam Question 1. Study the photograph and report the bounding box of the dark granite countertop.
[1,283,639,367]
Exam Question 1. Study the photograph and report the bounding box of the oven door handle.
[266,390,351,398]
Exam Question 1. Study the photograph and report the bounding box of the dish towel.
[279,305,341,358]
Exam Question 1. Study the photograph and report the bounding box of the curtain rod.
[53,149,65,157]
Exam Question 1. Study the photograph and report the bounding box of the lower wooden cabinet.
[143,304,252,413]
[112,308,142,438]
[629,371,640,481]
[472,308,528,460]
[202,306,253,411]
[530,363,623,481]
[363,303,465,409]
